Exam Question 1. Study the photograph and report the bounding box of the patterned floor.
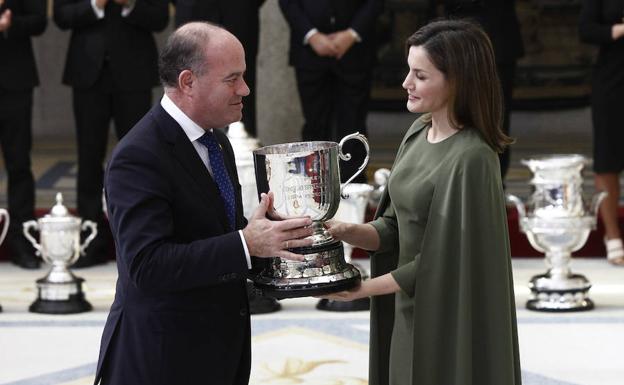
[1,259,624,385]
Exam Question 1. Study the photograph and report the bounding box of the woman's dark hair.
[406,19,513,153]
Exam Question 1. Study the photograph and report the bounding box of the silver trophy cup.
[24,193,97,314]
[508,155,606,312]
[0,208,9,312]
[253,132,369,298]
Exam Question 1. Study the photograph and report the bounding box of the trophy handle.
[338,132,370,198]
[506,194,526,219]
[23,220,43,256]
[0,209,9,245]
[80,220,98,256]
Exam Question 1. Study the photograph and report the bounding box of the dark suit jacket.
[0,0,46,90]
[172,0,265,59]
[445,0,524,64]
[53,0,168,91]
[279,0,384,70]
[95,104,252,385]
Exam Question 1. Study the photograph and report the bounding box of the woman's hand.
[317,281,368,302]
[612,23,624,40]
[324,219,349,241]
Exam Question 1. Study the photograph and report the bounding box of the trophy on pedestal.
[24,193,98,314]
[252,132,369,298]
[0,208,9,313]
[507,155,606,312]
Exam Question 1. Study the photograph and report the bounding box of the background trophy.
[507,155,606,312]
[0,208,9,312]
[24,193,97,314]
[253,132,369,298]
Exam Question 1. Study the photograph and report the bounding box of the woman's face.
[402,45,449,114]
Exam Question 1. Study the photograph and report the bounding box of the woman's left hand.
[316,281,367,302]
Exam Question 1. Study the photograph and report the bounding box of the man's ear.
[178,70,194,95]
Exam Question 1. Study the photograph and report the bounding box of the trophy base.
[255,275,360,300]
[29,277,92,314]
[526,272,593,312]
[247,280,281,314]
[253,241,361,299]
[316,297,370,312]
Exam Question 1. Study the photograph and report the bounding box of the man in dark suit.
[95,22,313,385]
[445,0,524,180]
[279,0,384,183]
[171,0,265,137]
[0,0,46,269]
[53,0,169,266]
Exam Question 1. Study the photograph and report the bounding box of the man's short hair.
[158,22,220,88]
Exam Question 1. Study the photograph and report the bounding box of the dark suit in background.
[96,104,252,385]
[279,0,384,183]
[445,0,524,180]
[0,0,46,269]
[53,0,169,265]
[172,0,265,136]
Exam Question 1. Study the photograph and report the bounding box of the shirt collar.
[160,93,210,142]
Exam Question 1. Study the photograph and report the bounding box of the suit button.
[239,308,248,317]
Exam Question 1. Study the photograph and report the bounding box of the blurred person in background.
[0,0,46,269]
[579,0,624,265]
[279,0,384,183]
[53,0,169,267]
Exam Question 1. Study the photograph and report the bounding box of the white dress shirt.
[160,94,252,269]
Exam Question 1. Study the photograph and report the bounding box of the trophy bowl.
[252,133,369,299]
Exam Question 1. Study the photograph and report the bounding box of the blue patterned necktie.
[197,131,236,231]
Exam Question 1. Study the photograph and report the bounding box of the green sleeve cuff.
[390,260,418,297]
[369,218,397,253]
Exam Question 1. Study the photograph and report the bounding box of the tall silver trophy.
[253,133,369,298]
[508,155,606,312]
[0,208,9,313]
[24,193,98,314]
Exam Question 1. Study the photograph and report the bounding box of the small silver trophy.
[253,132,369,298]
[507,155,606,312]
[24,193,98,314]
[0,208,9,313]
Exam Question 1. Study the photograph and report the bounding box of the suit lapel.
[153,105,231,231]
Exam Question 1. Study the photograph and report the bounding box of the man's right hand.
[308,32,338,57]
[242,193,314,262]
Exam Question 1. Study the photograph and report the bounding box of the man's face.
[190,38,250,129]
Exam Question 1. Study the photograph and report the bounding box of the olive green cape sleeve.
[369,137,522,385]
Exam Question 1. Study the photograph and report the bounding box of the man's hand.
[308,32,338,57]
[0,9,12,32]
[95,0,108,10]
[243,193,314,261]
[328,30,356,59]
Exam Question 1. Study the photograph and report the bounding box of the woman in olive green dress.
[322,20,522,385]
